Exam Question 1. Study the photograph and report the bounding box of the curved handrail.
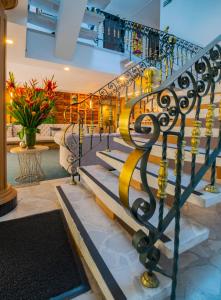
[121,34,221,110]
[123,19,202,53]
[118,34,221,298]
[65,28,202,112]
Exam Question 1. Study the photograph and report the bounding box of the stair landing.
[56,183,171,300]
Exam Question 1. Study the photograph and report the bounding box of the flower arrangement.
[6,72,57,148]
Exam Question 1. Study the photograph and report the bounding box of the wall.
[160,0,221,46]
[26,29,126,75]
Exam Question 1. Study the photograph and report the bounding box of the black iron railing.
[94,11,202,63]
[63,25,202,183]
[119,34,221,299]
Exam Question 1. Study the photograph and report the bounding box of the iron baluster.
[171,116,185,300]
[158,133,167,231]
[204,81,218,192]
[90,97,94,150]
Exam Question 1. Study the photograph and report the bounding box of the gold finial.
[140,272,159,288]
[174,140,186,175]
[205,104,216,137]
[204,184,219,193]
[144,69,154,93]
[191,120,202,154]
[219,101,221,121]
[157,159,168,199]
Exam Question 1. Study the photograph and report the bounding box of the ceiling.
[6,0,160,29]
[4,0,161,93]
[105,0,160,29]
[5,0,28,24]
[6,22,115,93]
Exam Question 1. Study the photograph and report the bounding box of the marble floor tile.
[1,174,221,299]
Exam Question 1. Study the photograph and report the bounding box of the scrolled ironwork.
[119,34,221,299]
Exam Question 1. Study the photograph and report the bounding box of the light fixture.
[6,39,14,45]
[119,76,125,81]
[89,99,93,109]
[64,67,70,71]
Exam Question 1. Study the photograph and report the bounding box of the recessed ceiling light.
[64,67,70,71]
[6,39,14,45]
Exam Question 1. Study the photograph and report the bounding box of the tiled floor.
[172,202,221,300]
[0,178,102,300]
[1,178,221,299]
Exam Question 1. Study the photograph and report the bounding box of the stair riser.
[97,152,221,208]
[114,137,221,168]
[56,185,172,299]
[79,166,209,258]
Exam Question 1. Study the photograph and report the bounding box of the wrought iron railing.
[63,28,201,183]
[119,34,221,299]
[94,11,202,63]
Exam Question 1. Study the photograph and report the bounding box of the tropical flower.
[6,72,57,138]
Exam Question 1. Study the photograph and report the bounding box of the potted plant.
[6,72,57,148]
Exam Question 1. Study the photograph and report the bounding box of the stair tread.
[114,137,221,163]
[97,150,221,207]
[79,164,209,258]
[56,184,171,300]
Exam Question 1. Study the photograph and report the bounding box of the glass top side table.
[10,145,49,184]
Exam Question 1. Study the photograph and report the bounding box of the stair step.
[113,137,221,166]
[97,150,221,208]
[56,184,171,300]
[78,164,209,258]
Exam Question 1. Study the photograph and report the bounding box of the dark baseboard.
[0,196,17,217]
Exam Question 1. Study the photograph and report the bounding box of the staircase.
[55,21,221,300]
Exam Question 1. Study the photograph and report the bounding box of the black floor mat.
[0,210,90,300]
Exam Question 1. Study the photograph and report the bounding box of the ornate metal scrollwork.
[119,35,221,299]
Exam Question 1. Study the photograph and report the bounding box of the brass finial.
[219,101,221,121]
[191,120,202,154]
[140,271,159,288]
[205,104,216,137]
[204,184,219,193]
[174,140,186,175]
[157,159,168,199]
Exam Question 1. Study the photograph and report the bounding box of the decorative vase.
[24,128,37,149]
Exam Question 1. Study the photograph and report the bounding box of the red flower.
[35,87,43,93]
[44,77,57,92]
[39,113,47,120]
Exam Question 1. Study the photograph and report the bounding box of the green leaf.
[17,128,24,140]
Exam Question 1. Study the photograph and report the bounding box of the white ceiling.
[6,22,115,93]
[105,0,160,29]
[4,0,160,93]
